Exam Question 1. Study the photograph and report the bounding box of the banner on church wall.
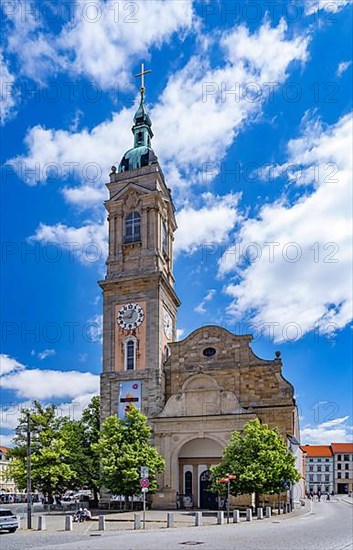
[118,381,141,419]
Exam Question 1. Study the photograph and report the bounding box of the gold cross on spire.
[134,62,151,95]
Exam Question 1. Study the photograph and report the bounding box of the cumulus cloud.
[301,416,353,445]
[37,349,56,360]
[3,0,194,87]
[0,50,17,124]
[30,220,108,264]
[0,354,25,377]
[305,0,352,15]
[1,367,99,400]
[175,193,241,256]
[220,111,352,342]
[8,19,310,205]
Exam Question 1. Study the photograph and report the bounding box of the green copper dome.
[118,85,155,173]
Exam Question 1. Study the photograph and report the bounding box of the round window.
[203,347,216,357]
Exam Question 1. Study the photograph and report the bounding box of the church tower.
[99,66,180,421]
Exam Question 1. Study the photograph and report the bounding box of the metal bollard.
[287,503,291,513]
[217,511,224,525]
[257,507,263,520]
[233,509,240,523]
[265,506,272,519]
[65,515,73,531]
[134,514,141,530]
[167,512,174,528]
[283,503,287,514]
[278,504,282,515]
[98,515,106,531]
[246,508,252,522]
[195,512,202,526]
[37,516,46,531]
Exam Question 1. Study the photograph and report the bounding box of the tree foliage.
[94,406,164,497]
[210,419,300,501]
[8,397,101,501]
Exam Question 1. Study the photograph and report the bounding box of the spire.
[118,63,156,173]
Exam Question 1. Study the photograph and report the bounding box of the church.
[99,67,302,509]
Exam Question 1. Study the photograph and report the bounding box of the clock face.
[163,312,172,340]
[117,303,144,330]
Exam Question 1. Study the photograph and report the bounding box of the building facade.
[0,446,16,494]
[332,443,353,494]
[100,75,302,509]
[301,445,334,495]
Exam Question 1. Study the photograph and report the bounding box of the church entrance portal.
[178,437,222,509]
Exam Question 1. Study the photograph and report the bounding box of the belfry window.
[125,212,141,244]
[162,221,168,255]
[137,131,143,146]
[125,339,136,371]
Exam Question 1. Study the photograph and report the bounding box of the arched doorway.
[178,437,223,508]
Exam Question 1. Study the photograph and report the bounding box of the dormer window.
[125,212,141,244]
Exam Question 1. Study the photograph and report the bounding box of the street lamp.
[26,412,32,529]
[219,474,236,523]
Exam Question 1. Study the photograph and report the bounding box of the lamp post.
[219,474,236,523]
[26,412,32,529]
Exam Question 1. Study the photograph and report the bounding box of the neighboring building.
[301,445,334,495]
[0,446,16,493]
[331,443,353,494]
[99,69,302,509]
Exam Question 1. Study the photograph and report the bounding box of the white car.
[0,509,19,533]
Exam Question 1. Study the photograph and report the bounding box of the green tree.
[62,396,101,504]
[95,406,164,508]
[8,402,75,502]
[210,419,300,507]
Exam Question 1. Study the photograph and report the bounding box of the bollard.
[217,511,224,525]
[278,504,282,515]
[195,512,202,526]
[286,503,291,513]
[37,516,46,531]
[17,516,22,530]
[65,515,73,531]
[265,506,272,519]
[246,508,252,522]
[283,503,287,514]
[233,509,240,523]
[257,507,263,520]
[167,512,174,528]
[98,515,106,531]
[134,514,141,530]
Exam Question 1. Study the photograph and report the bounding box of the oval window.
[203,347,216,357]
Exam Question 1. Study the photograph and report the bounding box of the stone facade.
[99,89,302,509]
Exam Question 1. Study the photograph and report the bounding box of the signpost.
[140,470,150,529]
[219,474,236,524]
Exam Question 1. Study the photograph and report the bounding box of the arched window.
[185,471,193,495]
[125,339,136,371]
[125,212,141,244]
[137,131,143,146]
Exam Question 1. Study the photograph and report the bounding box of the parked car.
[0,509,19,533]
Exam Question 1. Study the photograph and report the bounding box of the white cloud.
[175,193,241,256]
[0,354,25,377]
[305,0,353,15]
[336,60,352,77]
[3,0,194,88]
[37,349,56,360]
[30,221,108,265]
[8,19,310,204]
[1,367,99,400]
[195,288,216,314]
[220,111,352,342]
[0,434,15,448]
[0,50,17,124]
[301,416,353,445]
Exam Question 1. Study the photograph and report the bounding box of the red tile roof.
[301,445,333,457]
[331,443,353,453]
[0,446,9,453]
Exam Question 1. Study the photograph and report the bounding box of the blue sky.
[0,0,352,447]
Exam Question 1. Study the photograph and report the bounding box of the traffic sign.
[140,478,150,488]
[140,466,149,478]
[141,487,148,493]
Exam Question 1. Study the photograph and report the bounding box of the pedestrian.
[317,490,321,502]
[326,492,330,501]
